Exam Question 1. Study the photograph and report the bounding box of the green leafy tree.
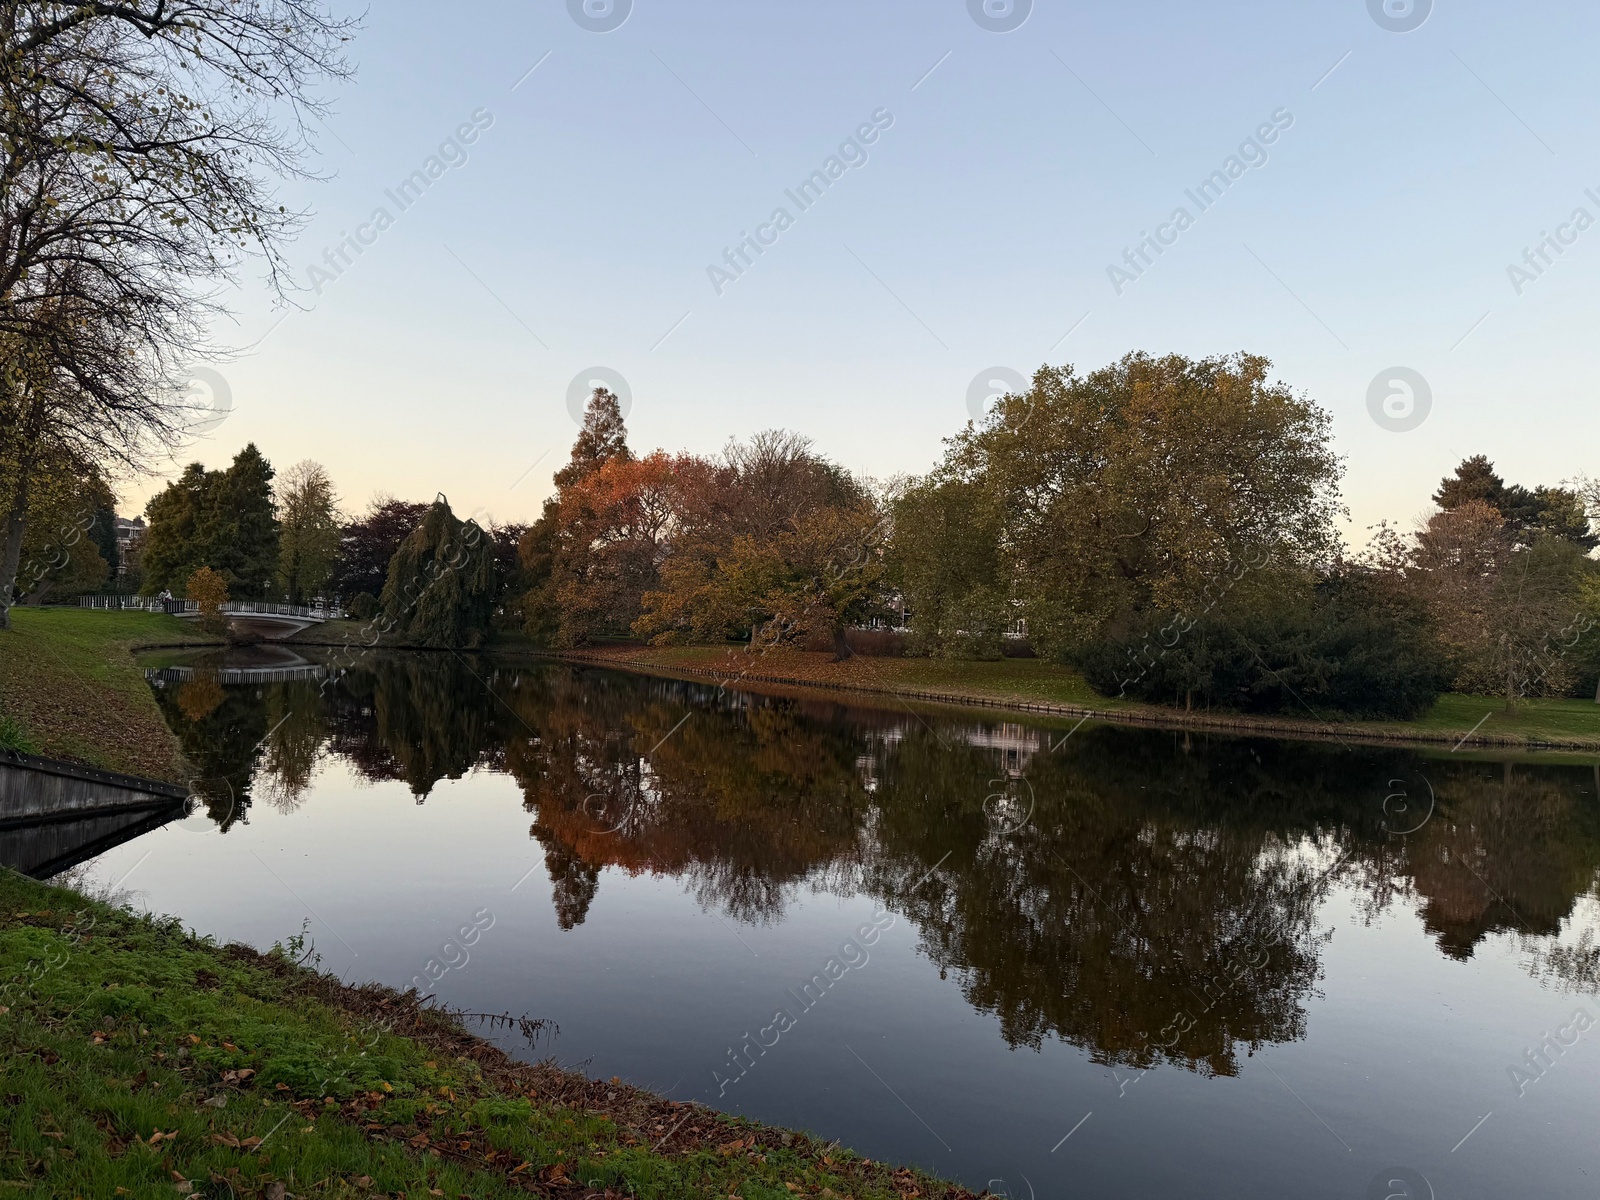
[140,464,209,595]
[9,453,114,605]
[901,353,1342,659]
[380,496,496,649]
[208,445,280,598]
[277,460,341,603]
[141,445,280,599]
[886,477,1009,658]
[1075,571,1449,718]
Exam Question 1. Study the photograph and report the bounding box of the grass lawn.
[555,643,1600,752]
[0,869,979,1200]
[1410,693,1600,748]
[0,607,218,781]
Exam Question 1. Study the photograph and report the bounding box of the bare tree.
[0,1,357,627]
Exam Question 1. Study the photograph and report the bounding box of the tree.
[1409,499,1509,681]
[277,460,341,603]
[8,451,113,605]
[634,434,884,657]
[1578,572,1600,703]
[516,500,562,645]
[519,388,640,646]
[1483,536,1590,706]
[206,445,279,599]
[1434,456,1597,551]
[0,3,356,628]
[1074,571,1449,718]
[475,520,530,630]
[186,566,231,637]
[331,497,429,599]
[901,353,1343,658]
[887,476,1009,658]
[1408,499,1592,705]
[553,452,693,644]
[141,445,280,599]
[1433,455,1506,511]
[140,464,210,596]
[554,388,631,489]
[379,497,496,649]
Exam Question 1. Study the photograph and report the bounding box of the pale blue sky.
[138,0,1600,545]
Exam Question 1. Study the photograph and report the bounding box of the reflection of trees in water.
[1342,758,1600,995]
[175,673,225,723]
[499,671,873,928]
[152,674,269,831]
[149,655,1600,1071]
[867,727,1334,1073]
[1377,761,1600,959]
[1522,910,1600,993]
[345,656,499,797]
[255,683,332,813]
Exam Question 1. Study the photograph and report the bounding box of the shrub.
[1076,574,1450,719]
[184,566,231,637]
[847,628,906,657]
[347,591,379,620]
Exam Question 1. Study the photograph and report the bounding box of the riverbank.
[0,868,981,1199]
[0,608,222,782]
[540,643,1600,753]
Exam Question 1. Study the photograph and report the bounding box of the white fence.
[78,596,338,620]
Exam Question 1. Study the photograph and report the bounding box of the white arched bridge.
[78,595,338,638]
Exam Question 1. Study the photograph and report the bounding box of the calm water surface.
[63,650,1600,1198]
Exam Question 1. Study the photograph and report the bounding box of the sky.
[127,0,1600,547]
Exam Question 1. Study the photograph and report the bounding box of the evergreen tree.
[1433,455,1596,550]
[1433,455,1505,511]
[209,444,280,599]
[379,496,496,648]
[89,505,118,580]
[141,445,280,597]
[553,388,631,489]
[140,464,209,594]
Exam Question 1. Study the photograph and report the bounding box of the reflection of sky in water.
[61,659,1600,1199]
